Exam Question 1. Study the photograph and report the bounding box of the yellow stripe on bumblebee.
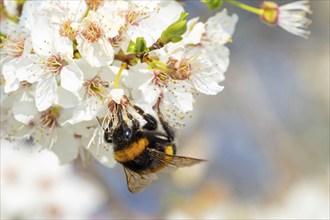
[114,138,149,163]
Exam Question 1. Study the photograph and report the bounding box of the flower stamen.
[81,21,104,43]
[125,5,154,26]
[43,54,68,75]
[1,34,25,57]
[109,26,126,47]
[59,19,78,40]
[153,70,169,88]
[83,76,109,99]
[167,58,192,80]
[40,107,60,129]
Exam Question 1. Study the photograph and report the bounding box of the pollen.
[81,21,104,43]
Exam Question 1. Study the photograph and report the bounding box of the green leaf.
[135,37,148,53]
[159,12,189,45]
[126,40,136,54]
[126,37,148,54]
[201,0,223,10]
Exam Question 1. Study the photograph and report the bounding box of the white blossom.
[204,9,239,45]
[76,9,117,67]
[15,52,72,111]
[260,0,312,38]
[1,0,242,167]
[60,59,117,125]
[124,0,184,47]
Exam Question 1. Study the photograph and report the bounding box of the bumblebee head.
[111,106,140,150]
[112,121,136,150]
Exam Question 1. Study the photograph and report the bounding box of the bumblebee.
[102,99,205,193]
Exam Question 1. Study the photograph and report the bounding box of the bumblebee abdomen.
[114,138,149,163]
[121,145,175,173]
[164,145,174,155]
[148,145,174,173]
[122,150,155,172]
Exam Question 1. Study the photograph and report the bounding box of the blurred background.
[1,0,329,219]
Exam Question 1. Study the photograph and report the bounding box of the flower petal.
[164,89,194,112]
[54,86,80,109]
[110,88,124,104]
[60,64,84,93]
[35,76,56,111]
[62,97,104,125]
[82,127,117,168]
[12,100,38,124]
[16,54,44,83]
[2,61,20,93]
[76,37,114,67]
[51,128,80,164]
[30,18,55,56]
[205,10,239,45]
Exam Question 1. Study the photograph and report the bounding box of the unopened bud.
[259,1,279,26]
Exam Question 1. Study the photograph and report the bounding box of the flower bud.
[159,12,189,45]
[259,1,279,26]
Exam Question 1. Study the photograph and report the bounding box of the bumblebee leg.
[127,112,140,131]
[144,131,172,144]
[133,105,158,130]
[142,114,158,130]
[155,99,174,142]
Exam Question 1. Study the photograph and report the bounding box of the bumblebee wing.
[169,154,206,168]
[123,167,158,193]
[147,148,206,173]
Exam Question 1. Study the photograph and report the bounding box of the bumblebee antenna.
[96,116,105,131]
[117,104,123,122]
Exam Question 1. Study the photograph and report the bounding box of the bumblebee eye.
[124,128,132,139]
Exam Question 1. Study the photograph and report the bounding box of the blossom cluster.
[1,0,238,166]
[0,0,311,167]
